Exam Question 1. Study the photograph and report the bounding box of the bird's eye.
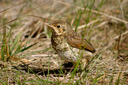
[57,25,60,28]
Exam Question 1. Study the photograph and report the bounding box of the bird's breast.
[51,34,69,52]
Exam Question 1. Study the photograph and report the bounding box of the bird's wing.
[67,35,96,53]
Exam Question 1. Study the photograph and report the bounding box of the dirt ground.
[0,0,128,84]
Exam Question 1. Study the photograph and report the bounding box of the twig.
[28,15,53,21]
[118,0,128,29]
[114,31,128,39]
[93,21,108,29]
[72,19,100,30]
[117,33,121,54]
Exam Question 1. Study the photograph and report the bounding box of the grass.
[0,0,128,84]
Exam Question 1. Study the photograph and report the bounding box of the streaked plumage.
[46,20,95,63]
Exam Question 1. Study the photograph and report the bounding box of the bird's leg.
[63,62,74,73]
[68,62,76,73]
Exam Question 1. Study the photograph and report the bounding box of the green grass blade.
[11,43,37,56]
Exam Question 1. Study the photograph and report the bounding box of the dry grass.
[0,0,128,84]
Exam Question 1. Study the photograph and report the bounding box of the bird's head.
[45,20,68,35]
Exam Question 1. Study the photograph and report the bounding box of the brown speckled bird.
[45,20,95,63]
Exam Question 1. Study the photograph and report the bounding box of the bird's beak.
[45,23,52,27]
[45,23,54,31]
[45,23,56,29]
[45,23,59,34]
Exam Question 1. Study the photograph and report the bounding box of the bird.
[45,20,95,64]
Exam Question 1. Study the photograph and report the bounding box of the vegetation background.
[0,0,128,84]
